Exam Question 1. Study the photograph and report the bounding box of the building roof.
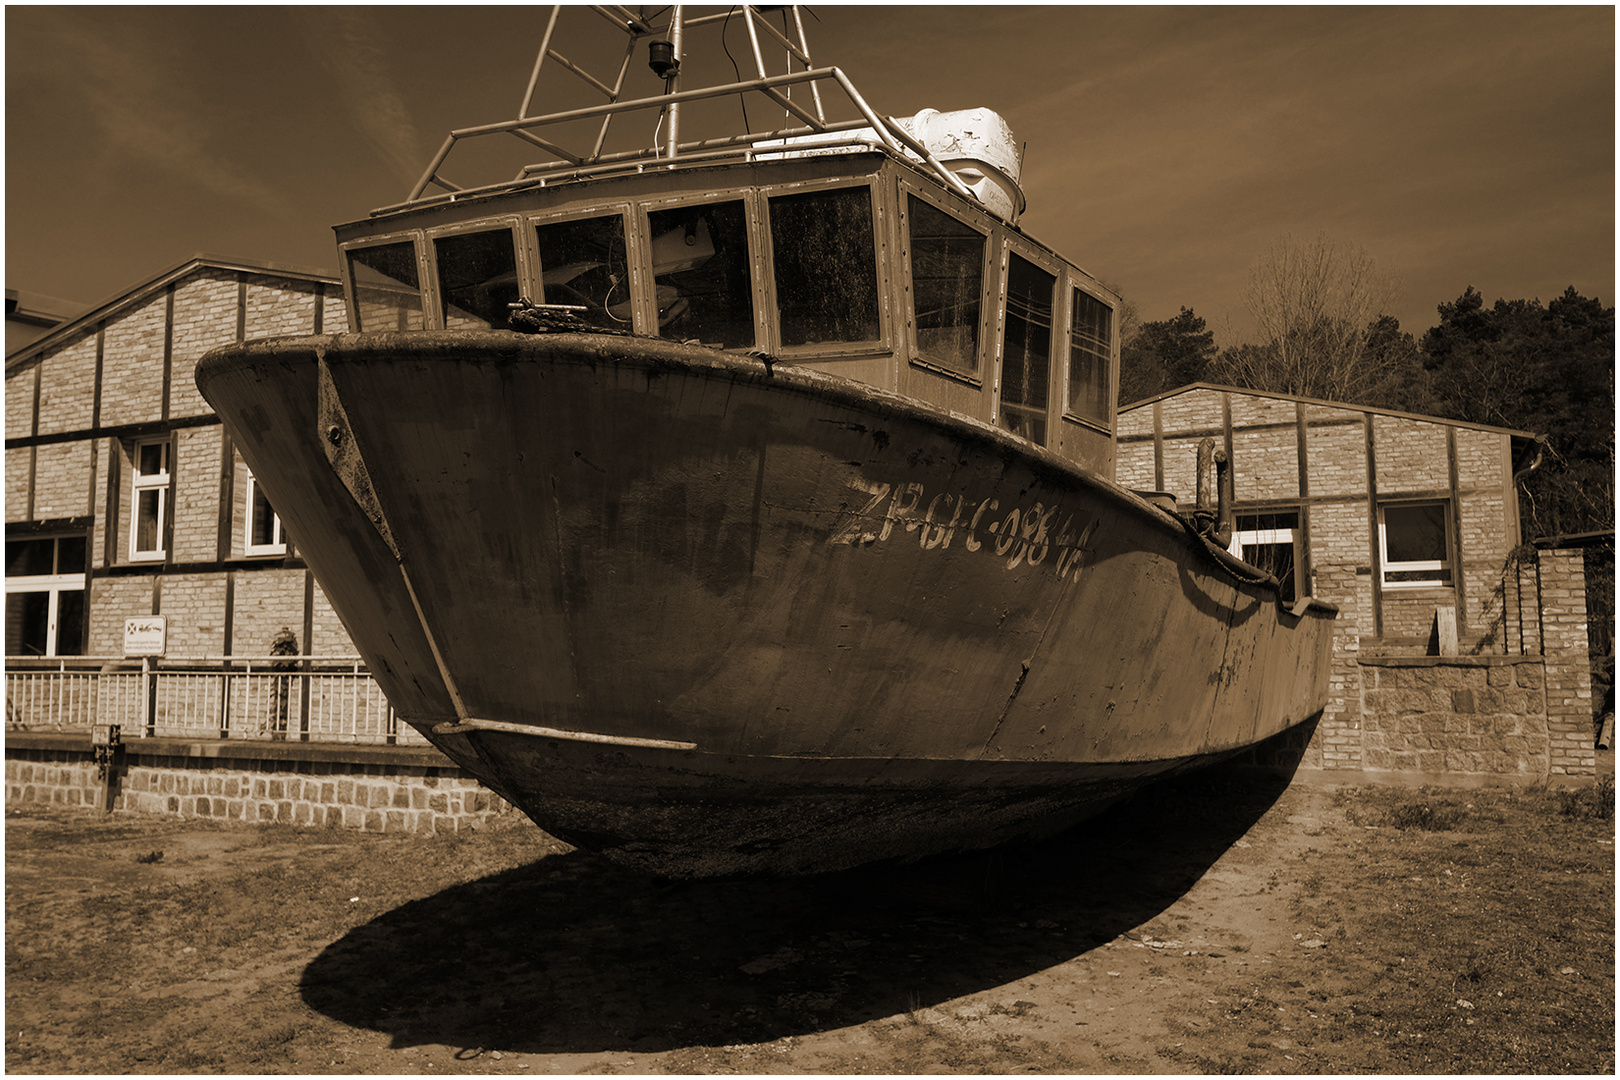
[5,289,89,329]
[4,254,339,376]
[1121,381,1542,441]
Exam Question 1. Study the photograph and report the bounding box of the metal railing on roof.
[389,4,979,213]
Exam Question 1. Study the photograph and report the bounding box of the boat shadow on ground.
[299,759,1297,1054]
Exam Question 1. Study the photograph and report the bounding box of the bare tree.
[1210,231,1404,405]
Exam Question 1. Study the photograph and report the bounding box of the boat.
[195,5,1337,877]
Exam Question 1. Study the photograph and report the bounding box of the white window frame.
[244,472,287,556]
[129,437,170,562]
[6,535,87,659]
[5,576,85,658]
[1229,510,1303,600]
[1378,500,1454,589]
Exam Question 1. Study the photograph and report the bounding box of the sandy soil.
[6,763,1613,1074]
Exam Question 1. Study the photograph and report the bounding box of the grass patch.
[1386,800,1467,831]
[1555,774,1615,821]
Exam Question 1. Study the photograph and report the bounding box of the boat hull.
[196,331,1335,876]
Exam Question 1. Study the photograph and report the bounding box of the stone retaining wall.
[4,736,517,834]
[1360,656,1548,777]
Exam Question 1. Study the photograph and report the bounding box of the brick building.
[1118,383,1596,777]
[5,256,361,668]
[3,258,522,831]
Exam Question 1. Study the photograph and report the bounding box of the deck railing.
[3,657,427,747]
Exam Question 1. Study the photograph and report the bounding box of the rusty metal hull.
[196,331,1335,877]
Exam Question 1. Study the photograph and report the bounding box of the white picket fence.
[3,656,427,746]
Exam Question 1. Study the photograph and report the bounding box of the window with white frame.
[5,534,87,657]
[129,437,170,561]
[1229,510,1303,602]
[1379,500,1453,588]
[244,472,287,556]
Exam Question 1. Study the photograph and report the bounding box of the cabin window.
[5,535,87,658]
[647,200,754,348]
[435,229,520,329]
[1379,501,1453,588]
[998,254,1055,445]
[1068,288,1112,426]
[348,241,424,331]
[907,195,984,373]
[1229,510,1303,602]
[769,186,880,348]
[244,472,287,557]
[534,214,631,330]
[129,437,170,562]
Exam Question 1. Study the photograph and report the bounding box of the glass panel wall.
[769,187,880,348]
[534,215,632,331]
[349,242,423,331]
[908,195,984,373]
[999,253,1055,445]
[1068,287,1112,425]
[435,230,520,329]
[647,201,754,348]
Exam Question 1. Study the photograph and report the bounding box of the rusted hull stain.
[197,331,1336,877]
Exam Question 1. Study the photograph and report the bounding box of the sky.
[5,4,1614,345]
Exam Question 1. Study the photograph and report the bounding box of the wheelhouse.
[335,149,1120,477]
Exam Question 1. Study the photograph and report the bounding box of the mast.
[663,7,683,159]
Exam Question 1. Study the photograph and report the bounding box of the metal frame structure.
[393,4,980,214]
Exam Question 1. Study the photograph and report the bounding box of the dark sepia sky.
[5,5,1614,342]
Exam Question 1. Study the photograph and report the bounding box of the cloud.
[294,8,425,184]
[26,13,295,216]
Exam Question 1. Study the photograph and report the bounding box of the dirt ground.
[6,762,1613,1075]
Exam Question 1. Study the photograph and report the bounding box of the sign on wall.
[122,616,167,657]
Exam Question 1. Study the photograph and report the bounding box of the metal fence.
[3,656,427,746]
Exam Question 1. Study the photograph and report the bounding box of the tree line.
[1117,232,1615,542]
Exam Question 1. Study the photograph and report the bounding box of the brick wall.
[97,294,166,428]
[158,573,228,656]
[35,333,97,433]
[231,569,310,655]
[1372,413,1449,490]
[1540,548,1596,774]
[309,583,355,657]
[169,273,242,420]
[4,446,30,522]
[31,441,92,519]
[6,361,38,437]
[172,425,223,562]
[7,260,354,668]
[87,576,156,654]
